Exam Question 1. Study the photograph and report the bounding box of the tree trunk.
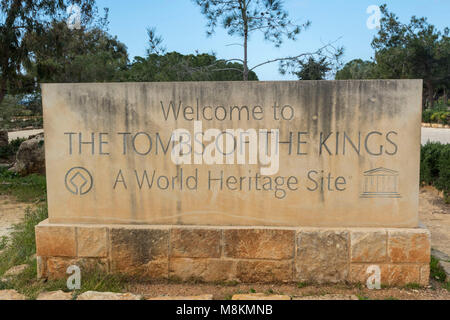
[0,78,6,106]
[239,0,249,81]
[424,80,434,109]
[243,33,248,81]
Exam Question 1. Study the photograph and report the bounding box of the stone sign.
[42,80,422,227]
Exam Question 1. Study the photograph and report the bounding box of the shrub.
[421,142,450,203]
[0,138,26,160]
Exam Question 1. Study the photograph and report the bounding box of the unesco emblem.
[65,167,93,195]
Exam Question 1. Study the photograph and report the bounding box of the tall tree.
[126,28,257,82]
[372,5,450,108]
[24,21,128,84]
[194,0,320,80]
[0,0,97,104]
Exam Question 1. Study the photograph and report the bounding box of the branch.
[249,38,342,71]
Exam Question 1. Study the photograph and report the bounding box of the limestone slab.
[41,80,422,227]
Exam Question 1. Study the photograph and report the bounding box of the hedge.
[421,142,450,203]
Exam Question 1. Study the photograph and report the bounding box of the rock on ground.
[1,264,28,281]
[10,133,45,176]
[76,291,142,300]
[36,290,73,300]
[232,293,291,300]
[0,290,27,300]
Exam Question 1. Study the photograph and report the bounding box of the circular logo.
[65,167,93,195]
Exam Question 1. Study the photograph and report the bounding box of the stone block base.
[35,220,431,286]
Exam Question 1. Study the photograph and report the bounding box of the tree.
[126,28,257,82]
[126,52,258,82]
[0,0,98,105]
[371,5,450,108]
[194,0,316,80]
[24,21,128,84]
[335,59,377,80]
[294,57,331,80]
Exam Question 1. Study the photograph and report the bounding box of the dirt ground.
[127,280,450,300]
[0,195,30,238]
[419,186,450,258]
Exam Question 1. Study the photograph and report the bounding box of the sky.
[95,0,450,81]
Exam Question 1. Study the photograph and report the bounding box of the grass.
[297,282,309,289]
[404,283,422,290]
[0,167,46,202]
[430,255,447,283]
[0,205,48,277]
[430,255,450,292]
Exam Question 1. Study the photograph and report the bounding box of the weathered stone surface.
[0,130,8,147]
[224,229,295,260]
[419,264,431,286]
[439,261,450,282]
[110,228,169,279]
[386,264,421,286]
[293,294,358,300]
[295,230,349,283]
[46,257,108,279]
[77,227,108,258]
[236,260,293,283]
[36,256,47,279]
[171,228,221,258]
[36,290,73,300]
[77,291,142,300]
[147,294,213,300]
[34,222,432,286]
[0,290,27,300]
[351,230,387,263]
[10,133,45,176]
[169,258,236,282]
[42,81,422,228]
[35,225,76,257]
[388,229,430,263]
[232,293,291,300]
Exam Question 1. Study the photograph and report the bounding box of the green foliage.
[0,138,25,160]
[295,57,331,80]
[430,256,447,283]
[335,59,378,80]
[0,0,98,105]
[126,52,258,82]
[297,282,309,289]
[371,5,450,108]
[193,0,311,80]
[0,167,46,202]
[420,143,450,202]
[404,283,422,290]
[0,206,48,275]
[25,21,129,84]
